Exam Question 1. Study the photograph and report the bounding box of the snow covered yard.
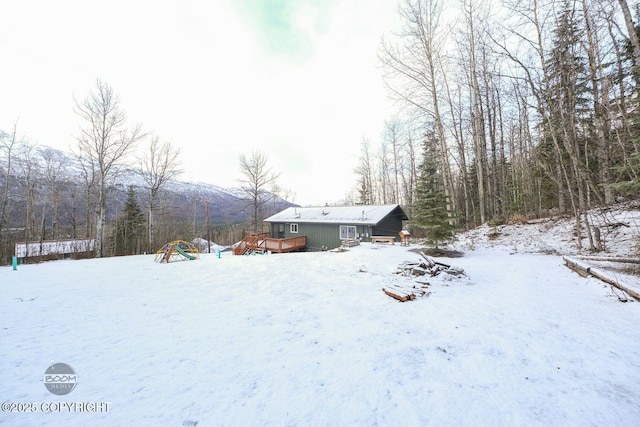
[1,243,640,426]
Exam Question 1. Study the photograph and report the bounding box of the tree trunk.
[466,2,487,223]
[583,0,613,205]
[96,177,105,257]
[617,0,640,65]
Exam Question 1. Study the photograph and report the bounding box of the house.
[263,204,409,251]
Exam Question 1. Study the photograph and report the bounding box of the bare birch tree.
[74,79,144,257]
[384,119,403,205]
[0,122,21,260]
[239,150,280,234]
[380,0,455,214]
[40,148,68,240]
[15,142,41,259]
[354,139,376,205]
[140,135,181,251]
[461,0,490,224]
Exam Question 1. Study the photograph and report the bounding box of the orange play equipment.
[154,240,200,263]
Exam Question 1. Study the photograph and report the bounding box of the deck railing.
[233,234,306,255]
[262,236,307,252]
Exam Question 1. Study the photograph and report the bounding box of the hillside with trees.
[1,79,296,265]
[353,0,640,250]
[0,139,294,265]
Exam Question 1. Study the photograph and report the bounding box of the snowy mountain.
[110,170,294,225]
[0,147,296,227]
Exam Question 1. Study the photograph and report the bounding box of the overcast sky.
[1,0,402,206]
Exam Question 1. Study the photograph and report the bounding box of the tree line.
[6,0,640,260]
[353,0,640,249]
[0,80,212,264]
[0,79,292,264]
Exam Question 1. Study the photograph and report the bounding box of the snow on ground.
[450,200,640,296]
[452,201,640,258]
[2,240,640,426]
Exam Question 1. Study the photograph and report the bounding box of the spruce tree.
[411,134,457,248]
[612,152,640,196]
[115,186,145,255]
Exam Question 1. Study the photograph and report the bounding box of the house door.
[277,223,285,238]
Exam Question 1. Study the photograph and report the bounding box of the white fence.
[14,239,95,258]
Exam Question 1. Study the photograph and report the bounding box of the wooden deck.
[233,233,307,255]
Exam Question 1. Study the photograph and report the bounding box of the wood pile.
[341,239,360,248]
[394,252,466,278]
[382,287,417,302]
[382,280,432,302]
[383,252,467,302]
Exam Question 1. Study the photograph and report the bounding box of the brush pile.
[383,252,468,302]
[395,252,466,279]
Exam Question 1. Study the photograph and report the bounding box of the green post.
[12,256,17,271]
[217,250,221,259]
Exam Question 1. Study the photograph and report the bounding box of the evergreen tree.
[115,186,145,255]
[539,2,592,211]
[411,133,457,248]
[612,151,640,196]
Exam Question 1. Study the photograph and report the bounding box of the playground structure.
[154,240,200,263]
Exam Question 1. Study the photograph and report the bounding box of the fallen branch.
[589,267,640,301]
[601,221,629,228]
[577,256,640,265]
[609,286,630,303]
[563,257,640,301]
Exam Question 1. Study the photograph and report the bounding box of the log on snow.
[419,252,436,268]
[382,288,416,302]
[419,252,451,269]
[563,257,591,277]
[588,267,640,301]
[578,256,640,265]
[563,257,640,301]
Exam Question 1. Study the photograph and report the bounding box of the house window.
[340,225,356,240]
[290,223,299,233]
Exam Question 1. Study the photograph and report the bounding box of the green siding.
[270,222,377,250]
[298,223,336,250]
